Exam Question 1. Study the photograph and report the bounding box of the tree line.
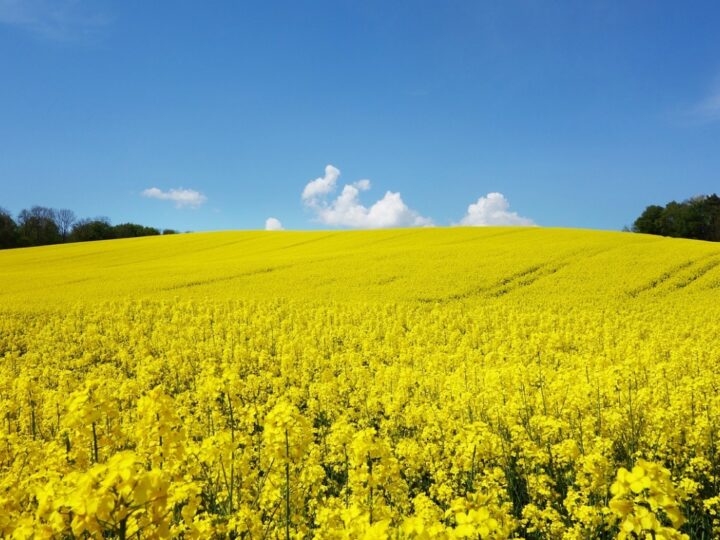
[0,206,179,249]
[632,194,720,242]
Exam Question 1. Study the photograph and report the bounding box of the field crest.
[1,227,719,309]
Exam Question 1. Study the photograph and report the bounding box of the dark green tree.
[632,205,664,236]
[113,223,160,238]
[0,206,175,249]
[0,207,20,248]
[17,206,61,246]
[632,194,720,242]
[695,194,720,241]
[70,218,114,242]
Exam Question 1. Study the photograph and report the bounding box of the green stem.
[91,422,99,463]
[285,428,291,540]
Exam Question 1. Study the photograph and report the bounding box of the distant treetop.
[632,194,720,242]
[0,205,181,249]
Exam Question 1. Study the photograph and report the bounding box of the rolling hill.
[1,227,719,310]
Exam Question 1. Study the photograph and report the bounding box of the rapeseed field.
[1,227,720,538]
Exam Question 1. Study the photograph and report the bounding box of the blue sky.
[1,1,719,232]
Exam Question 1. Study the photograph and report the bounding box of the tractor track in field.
[671,258,720,291]
[627,254,719,297]
[160,264,294,291]
[416,246,629,304]
[417,260,569,304]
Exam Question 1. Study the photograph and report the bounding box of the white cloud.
[693,89,720,123]
[353,179,371,191]
[0,0,110,40]
[302,165,433,229]
[301,165,340,203]
[265,217,284,231]
[142,187,207,209]
[459,192,535,226]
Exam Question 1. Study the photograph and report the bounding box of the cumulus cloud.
[142,187,207,209]
[265,217,284,231]
[302,165,340,202]
[302,165,433,229]
[459,192,535,226]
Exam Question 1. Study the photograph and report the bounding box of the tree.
[113,223,160,238]
[632,205,664,236]
[70,218,114,242]
[632,194,720,242]
[0,207,19,249]
[17,206,61,246]
[661,201,692,238]
[695,194,720,241]
[0,205,176,249]
[56,209,77,241]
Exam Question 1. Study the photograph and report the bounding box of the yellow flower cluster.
[31,451,174,539]
[609,460,686,539]
[0,228,719,538]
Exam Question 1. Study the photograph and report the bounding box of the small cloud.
[142,187,207,209]
[265,217,284,231]
[459,192,535,226]
[302,165,433,229]
[0,0,111,41]
[302,165,340,202]
[692,88,720,123]
[353,179,371,191]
